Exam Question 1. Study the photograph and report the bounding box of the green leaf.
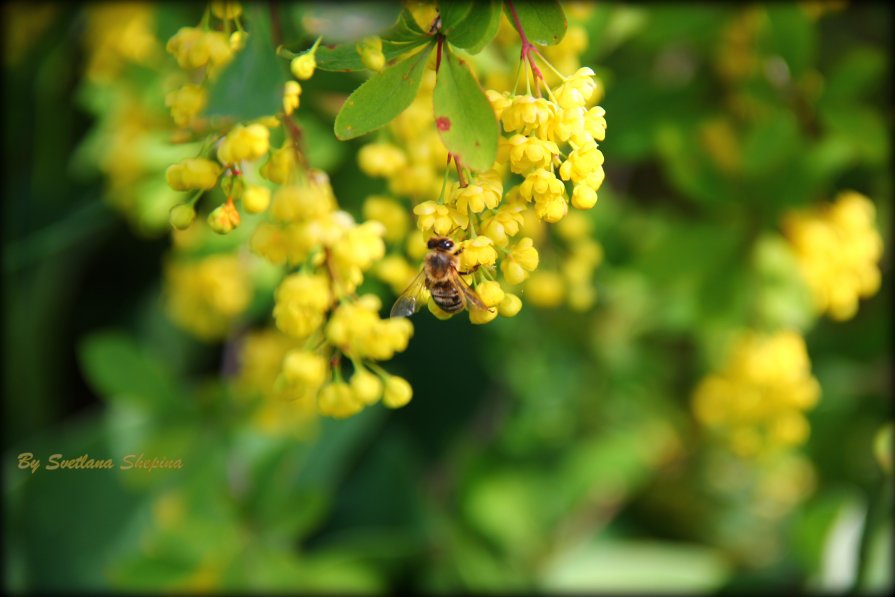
[433,48,498,171]
[438,1,474,33]
[503,0,567,46]
[740,108,801,176]
[204,4,287,122]
[316,38,429,72]
[387,8,429,41]
[334,43,434,140]
[444,0,502,54]
[762,5,816,77]
[78,330,185,408]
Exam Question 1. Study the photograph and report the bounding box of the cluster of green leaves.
[331,1,565,171]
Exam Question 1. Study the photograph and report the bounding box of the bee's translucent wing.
[452,269,493,313]
[390,269,428,318]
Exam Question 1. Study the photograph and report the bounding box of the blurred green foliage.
[3,2,891,593]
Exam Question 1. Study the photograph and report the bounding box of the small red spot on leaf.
[436,117,451,131]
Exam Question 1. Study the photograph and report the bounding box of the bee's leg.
[457,264,480,276]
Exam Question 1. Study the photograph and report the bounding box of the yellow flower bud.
[217,123,270,165]
[383,375,413,408]
[283,80,302,115]
[469,281,503,325]
[350,368,383,405]
[572,183,598,209]
[318,382,363,418]
[242,185,271,214]
[499,293,523,317]
[169,204,196,230]
[282,350,327,387]
[166,158,222,191]
[207,201,241,234]
[291,53,316,80]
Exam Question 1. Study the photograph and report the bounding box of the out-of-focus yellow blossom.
[280,349,328,397]
[363,196,409,243]
[211,1,242,20]
[318,382,363,418]
[260,143,298,185]
[166,84,207,128]
[782,190,883,321]
[166,27,232,72]
[229,31,247,51]
[270,181,333,222]
[166,158,223,191]
[164,254,252,340]
[330,221,387,294]
[555,211,591,241]
[358,143,408,178]
[524,271,565,308]
[715,7,764,83]
[217,123,270,165]
[242,185,271,214]
[692,330,821,458]
[357,36,385,72]
[273,272,332,338]
[83,4,159,81]
[374,255,419,295]
[235,330,320,437]
[326,296,413,361]
[283,80,302,115]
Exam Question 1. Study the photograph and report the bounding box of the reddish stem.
[435,35,444,72]
[505,0,545,92]
[282,116,307,168]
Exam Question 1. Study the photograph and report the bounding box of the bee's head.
[428,237,454,252]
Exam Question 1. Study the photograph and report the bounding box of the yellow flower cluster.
[164,253,252,341]
[83,4,160,82]
[356,20,606,323]
[782,190,883,321]
[692,330,821,458]
[253,163,414,417]
[234,328,319,438]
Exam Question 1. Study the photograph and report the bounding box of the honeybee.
[390,236,493,318]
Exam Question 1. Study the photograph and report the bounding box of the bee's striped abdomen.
[430,280,463,313]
